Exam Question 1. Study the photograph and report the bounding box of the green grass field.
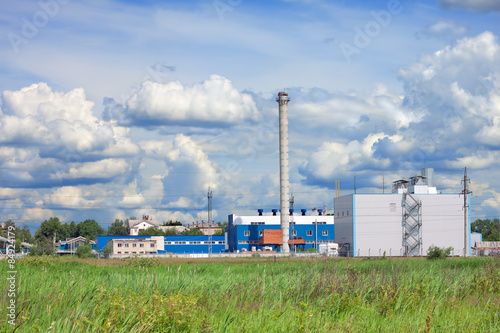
[1,256,499,332]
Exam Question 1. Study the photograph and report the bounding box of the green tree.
[1,219,15,238]
[15,224,32,253]
[59,223,71,240]
[162,220,182,226]
[426,246,453,260]
[471,218,500,241]
[29,236,56,256]
[181,228,204,236]
[35,217,63,241]
[76,219,106,240]
[214,221,228,235]
[68,221,78,238]
[75,243,93,258]
[163,227,179,236]
[108,219,128,235]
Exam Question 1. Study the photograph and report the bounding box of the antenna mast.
[461,167,472,257]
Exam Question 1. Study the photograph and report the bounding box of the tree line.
[1,218,228,255]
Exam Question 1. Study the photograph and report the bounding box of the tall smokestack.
[276,91,290,253]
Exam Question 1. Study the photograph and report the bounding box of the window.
[117,251,121,254]
[390,203,396,212]
[347,211,349,216]
[133,243,137,248]
[342,211,344,217]
[125,251,129,254]
[150,243,155,247]
[259,231,263,236]
[244,230,250,236]
[307,230,312,236]
[140,244,144,248]
[117,243,122,247]
[322,230,328,236]
[291,230,297,236]
[124,243,129,247]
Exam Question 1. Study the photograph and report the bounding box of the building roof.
[473,241,500,249]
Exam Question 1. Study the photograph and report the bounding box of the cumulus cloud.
[438,0,500,12]
[104,75,261,127]
[52,158,131,180]
[162,134,219,205]
[49,186,100,209]
[119,180,146,207]
[299,31,500,195]
[0,83,140,187]
[299,133,399,186]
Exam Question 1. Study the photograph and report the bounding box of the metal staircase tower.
[402,192,422,256]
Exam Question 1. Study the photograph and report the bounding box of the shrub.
[426,246,453,260]
[75,243,94,258]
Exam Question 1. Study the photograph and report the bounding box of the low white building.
[106,236,165,256]
[334,168,470,257]
[128,215,159,236]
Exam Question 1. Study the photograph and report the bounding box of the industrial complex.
[2,91,484,258]
[91,92,477,258]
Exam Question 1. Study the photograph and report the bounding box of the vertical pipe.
[277,92,290,253]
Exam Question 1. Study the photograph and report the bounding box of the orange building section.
[288,237,305,245]
[258,229,283,245]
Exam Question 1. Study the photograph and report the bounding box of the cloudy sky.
[1,0,500,231]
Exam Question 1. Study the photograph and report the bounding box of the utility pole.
[207,187,213,257]
[461,167,472,257]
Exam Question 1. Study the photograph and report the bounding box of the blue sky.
[1,0,500,231]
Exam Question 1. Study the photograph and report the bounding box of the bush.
[426,246,453,260]
[75,243,94,258]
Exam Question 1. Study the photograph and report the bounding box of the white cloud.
[122,75,261,126]
[421,20,467,39]
[52,158,131,179]
[446,151,500,169]
[21,207,56,222]
[49,186,100,209]
[120,180,146,207]
[299,133,398,183]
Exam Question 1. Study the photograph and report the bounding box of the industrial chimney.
[276,91,290,253]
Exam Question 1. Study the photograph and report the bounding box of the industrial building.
[334,168,470,257]
[226,209,335,252]
[97,235,225,256]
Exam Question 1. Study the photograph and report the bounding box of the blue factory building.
[227,210,335,252]
[97,235,225,255]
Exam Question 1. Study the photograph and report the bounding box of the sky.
[1,0,500,232]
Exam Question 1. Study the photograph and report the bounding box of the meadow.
[1,255,499,332]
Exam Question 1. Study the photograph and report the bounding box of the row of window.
[243,230,328,237]
[165,241,225,245]
[117,243,155,248]
[247,221,329,225]
[238,240,259,244]
[116,251,155,254]
[337,211,349,217]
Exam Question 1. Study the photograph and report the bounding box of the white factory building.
[334,168,470,257]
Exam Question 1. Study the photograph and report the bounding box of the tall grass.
[1,256,499,332]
